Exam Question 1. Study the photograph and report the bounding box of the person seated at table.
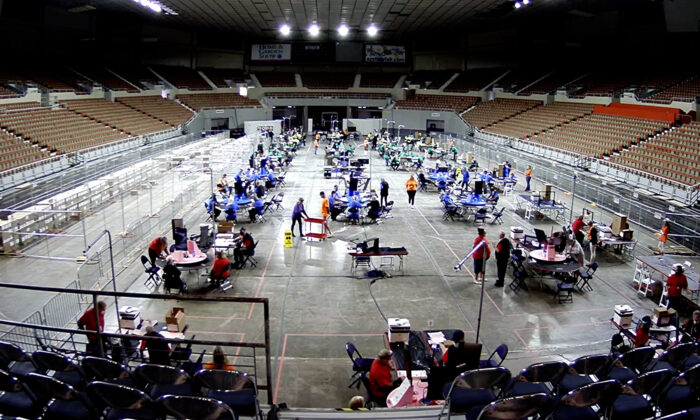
[210,251,231,285]
[148,236,169,267]
[248,195,265,222]
[217,174,230,195]
[566,238,585,267]
[441,192,455,206]
[368,349,402,404]
[254,181,266,198]
[436,173,448,192]
[427,147,434,159]
[224,198,239,222]
[442,330,480,378]
[417,172,427,190]
[347,195,363,222]
[205,194,221,221]
[367,197,382,222]
[413,155,423,169]
[468,160,479,171]
[635,316,652,348]
[233,227,254,269]
[204,346,235,370]
[681,310,700,343]
[487,188,499,205]
[141,325,171,366]
[265,172,276,189]
[390,156,400,171]
[162,256,187,294]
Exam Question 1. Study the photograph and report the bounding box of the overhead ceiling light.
[514,1,522,9]
[367,24,378,37]
[308,23,320,37]
[280,24,291,36]
[523,0,530,3]
[338,24,349,37]
[132,0,165,14]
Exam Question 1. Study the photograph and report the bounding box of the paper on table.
[427,331,445,345]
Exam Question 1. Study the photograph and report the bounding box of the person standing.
[494,231,512,287]
[571,215,585,246]
[655,220,670,254]
[291,198,308,238]
[77,301,106,356]
[667,264,688,312]
[319,192,333,238]
[314,138,319,155]
[148,236,169,267]
[461,168,470,189]
[587,221,599,264]
[379,179,389,207]
[405,174,418,208]
[524,165,532,191]
[472,228,491,285]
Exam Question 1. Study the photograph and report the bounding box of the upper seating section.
[61,98,172,136]
[200,68,246,88]
[116,96,194,126]
[265,91,389,99]
[255,72,297,87]
[463,98,541,130]
[445,68,508,92]
[484,102,594,139]
[567,72,629,97]
[359,72,401,88]
[21,68,92,93]
[0,85,19,98]
[609,121,700,186]
[152,66,211,90]
[302,72,355,89]
[494,68,547,93]
[74,66,139,92]
[403,70,456,90]
[0,106,126,154]
[394,94,479,113]
[530,114,669,159]
[643,75,700,104]
[110,66,161,90]
[518,70,584,95]
[176,93,260,110]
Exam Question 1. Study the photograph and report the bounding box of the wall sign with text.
[251,44,291,61]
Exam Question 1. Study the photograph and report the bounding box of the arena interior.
[0,0,700,418]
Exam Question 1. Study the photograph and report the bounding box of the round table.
[530,249,567,264]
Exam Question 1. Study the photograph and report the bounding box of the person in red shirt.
[472,228,491,285]
[634,316,651,348]
[148,236,169,267]
[210,251,231,284]
[368,349,400,403]
[667,264,688,311]
[571,215,585,246]
[77,301,106,355]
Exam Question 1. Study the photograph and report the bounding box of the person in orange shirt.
[655,220,670,254]
[203,346,236,370]
[405,174,418,208]
[314,139,319,155]
[524,165,533,191]
[320,191,333,237]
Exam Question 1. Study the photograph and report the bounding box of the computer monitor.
[534,228,548,244]
[358,158,369,165]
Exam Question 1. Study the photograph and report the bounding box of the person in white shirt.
[566,238,585,267]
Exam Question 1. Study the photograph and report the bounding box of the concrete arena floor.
[0,134,698,410]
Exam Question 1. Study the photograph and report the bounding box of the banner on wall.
[251,44,291,61]
[364,44,406,63]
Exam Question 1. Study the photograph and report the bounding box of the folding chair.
[140,255,161,289]
[490,207,505,224]
[442,204,460,221]
[240,241,258,268]
[555,282,574,303]
[272,192,285,211]
[473,209,489,224]
[381,201,394,220]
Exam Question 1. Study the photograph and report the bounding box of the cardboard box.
[611,213,628,236]
[217,221,233,233]
[613,304,634,328]
[652,307,676,327]
[165,307,186,332]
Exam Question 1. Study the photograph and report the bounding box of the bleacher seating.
[445,68,508,92]
[74,66,139,93]
[152,66,211,90]
[404,70,456,89]
[110,66,161,89]
[61,98,172,136]
[610,121,700,185]
[0,106,127,154]
[567,72,629,97]
[463,98,541,129]
[0,86,19,98]
[0,130,49,171]
[359,72,401,88]
[493,68,547,93]
[302,72,355,89]
[631,72,694,99]
[643,75,700,104]
[176,93,260,110]
[22,68,92,93]
[518,70,585,95]
[484,102,594,139]
[199,68,246,88]
[255,72,297,87]
[394,94,479,113]
[529,113,670,158]
[116,96,194,126]
[264,91,389,99]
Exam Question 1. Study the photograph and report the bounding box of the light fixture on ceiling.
[514,1,522,9]
[338,24,349,37]
[523,0,530,4]
[367,24,378,37]
[131,0,177,15]
[308,23,320,37]
[279,24,291,36]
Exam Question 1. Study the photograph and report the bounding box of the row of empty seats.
[116,96,194,127]
[394,94,479,113]
[529,113,670,158]
[493,68,548,93]
[567,72,631,97]
[176,93,261,110]
[610,121,700,185]
[445,68,508,93]
[0,131,49,171]
[73,66,139,93]
[463,98,541,129]
[264,91,388,99]
[152,66,211,90]
[483,101,594,139]
[644,75,700,104]
[518,69,584,95]
[61,98,172,136]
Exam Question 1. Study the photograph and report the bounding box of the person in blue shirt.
[437,173,448,192]
[487,189,499,205]
[461,168,470,189]
[205,194,221,221]
[224,198,239,222]
[290,197,308,237]
[265,172,276,189]
[503,161,511,178]
[249,195,265,222]
[255,181,266,198]
[331,185,342,202]
[347,195,363,222]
